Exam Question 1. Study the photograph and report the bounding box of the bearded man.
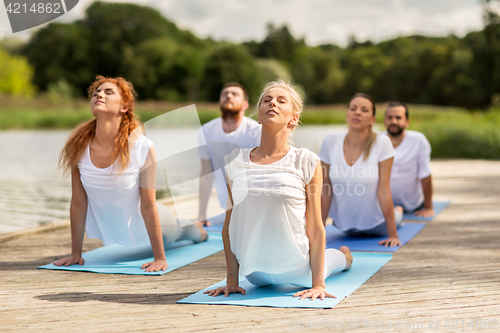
[197,83,261,225]
[383,102,435,217]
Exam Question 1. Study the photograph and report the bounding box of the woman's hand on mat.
[141,259,168,272]
[293,286,336,301]
[414,208,435,217]
[204,284,246,297]
[53,255,84,266]
[379,237,401,247]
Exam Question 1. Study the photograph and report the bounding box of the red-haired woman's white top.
[78,135,153,248]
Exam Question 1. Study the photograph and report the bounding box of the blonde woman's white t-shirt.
[225,146,320,276]
[318,132,395,232]
[78,135,153,248]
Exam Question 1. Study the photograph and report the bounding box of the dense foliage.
[0,48,36,97]
[1,1,498,108]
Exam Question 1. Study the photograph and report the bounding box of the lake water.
[0,125,347,234]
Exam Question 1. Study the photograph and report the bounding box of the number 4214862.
[5,2,62,14]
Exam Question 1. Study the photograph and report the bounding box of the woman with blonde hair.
[205,80,352,300]
[54,75,207,272]
[319,93,402,247]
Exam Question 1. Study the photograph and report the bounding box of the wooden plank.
[0,160,499,333]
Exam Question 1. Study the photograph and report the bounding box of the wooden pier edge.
[0,219,70,244]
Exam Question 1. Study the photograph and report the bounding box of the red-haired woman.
[54,76,207,272]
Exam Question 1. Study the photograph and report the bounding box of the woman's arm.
[197,158,215,226]
[53,166,87,266]
[415,175,435,217]
[377,158,401,247]
[294,162,336,301]
[139,146,168,272]
[205,175,246,297]
[320,162,332,226]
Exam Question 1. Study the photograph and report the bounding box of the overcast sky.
[0,0,485,46]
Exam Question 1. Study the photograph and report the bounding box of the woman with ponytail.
[319,93,402,247]
[54,76,207,272]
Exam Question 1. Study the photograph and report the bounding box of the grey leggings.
[156,202,204,246]
[245,248,347,288]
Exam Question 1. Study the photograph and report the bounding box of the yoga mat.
[177,252,392,308]
[38,232,223,275]
[326,222,425,253]
[206,201,450,231]
[402,201,450,221]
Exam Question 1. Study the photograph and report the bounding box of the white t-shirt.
[318,132,395,232]
[78,135,153,248]
[198,117,261,209]
[225,146,320,276]
[382,130,432,211]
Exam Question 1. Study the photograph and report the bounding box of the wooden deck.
[1,160,499,332]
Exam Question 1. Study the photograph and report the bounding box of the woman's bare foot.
[195,222,209,242]
[339,246,353,271]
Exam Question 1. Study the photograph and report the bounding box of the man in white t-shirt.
[197,82,261,225]
[383,102,435,217]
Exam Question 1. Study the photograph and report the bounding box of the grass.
[301,103,500,159]
[409,108,500,159]
[0,97,223,129]
[1,95,499,159]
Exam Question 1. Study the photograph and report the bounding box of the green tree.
[201,44,264,103]
[24,2,207,99]
[121,37,210,101]
[341,46,392,101]
[482,0,500,103]
[481,0,500,25]
[120,37,180,100]
[291,47,344,104]
[426,47,485,108]
[82,2,182,77]
[256,58,292,82]
[0,37,25,55]
[377,36,460,104]
[23,22,92,94]
[244,24,305,67]
[169,44,208,101]
[0,48,36,97]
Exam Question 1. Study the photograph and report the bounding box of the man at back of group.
[197,82,261,225]
[383,102,435,217]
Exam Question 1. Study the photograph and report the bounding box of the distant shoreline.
[1,99,499,159]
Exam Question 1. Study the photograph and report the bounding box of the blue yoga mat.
[177,252,392,308]
[326,222,426,253]
[206,201,449,231]
[209,222,425,252]
[38,232,223,275]
[402,201,450,221]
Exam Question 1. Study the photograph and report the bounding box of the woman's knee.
[325,248,349,276]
